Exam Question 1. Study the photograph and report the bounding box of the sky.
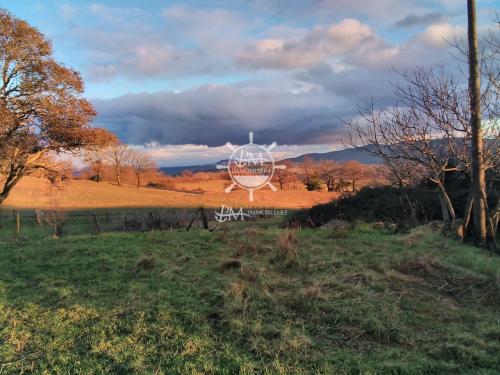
[1,0,499,166]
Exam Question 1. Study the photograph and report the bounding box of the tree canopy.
[0,9,114,203]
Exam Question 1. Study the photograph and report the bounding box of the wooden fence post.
[186,209,200,231]
[187,207,209,231]
[149,211,155,231]
[13,210,20,239]
[200,207,209,230]
[92,214,101,234]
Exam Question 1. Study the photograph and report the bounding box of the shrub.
[288,186,441,229]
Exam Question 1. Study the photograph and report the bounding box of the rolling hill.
[160,146,381,175]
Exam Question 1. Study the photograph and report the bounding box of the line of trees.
[83,143,155,188]
[271,157,380,192]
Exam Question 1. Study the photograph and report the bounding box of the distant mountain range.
[283,144,383,164]
[159,146,382,175]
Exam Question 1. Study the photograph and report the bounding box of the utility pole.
[467,0,487,245]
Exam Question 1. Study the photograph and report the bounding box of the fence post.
[13,210,20,239]
[186,209,200,231]
[200,207,209,230]
[92,214,101,234]
[149,211,155,231]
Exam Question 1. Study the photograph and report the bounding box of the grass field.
[0,218,499,374]
[3,177,337,209]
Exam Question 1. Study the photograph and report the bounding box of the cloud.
[413,22,465,48]
[59,4,78,21]
[65,4,249,81]
[238,18,461,72]
[59,2,478,83]
[237,19,389,70]
[395,12,444,28]
[245,0,430,24]
[132,142,338,166]
[93,84,351,147]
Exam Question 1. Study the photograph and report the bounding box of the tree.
[82,132,117,182]
[0,9,112,204]
[377,159,424,188]
[130,150,155,188]
[345,62,498,229]
[302,156,321,190]
[318,160,339,192]
[274,160,293,190]
[341,160,366,192]
[106,143,132,186]
[467,0,487,245]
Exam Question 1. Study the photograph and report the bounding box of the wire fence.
[0,208,218,242]
[0,207,287,242]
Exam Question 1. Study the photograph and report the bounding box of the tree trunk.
[439,193,451,224]
[490,198,499,235]
[462,193,474,235]
[115,166,121,186]
[136,175,141,188]
[437,185,456,224]
[467,0,487,245]
[0,166,25,205]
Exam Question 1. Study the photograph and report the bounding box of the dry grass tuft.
[134,254,156,271]
[275,230,301,266]
[226,281,248,306]
[240,265,257,282]
[396,226,434,247]
[300,283,322,300]
[246,226,258,237]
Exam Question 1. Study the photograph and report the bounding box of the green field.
[0,218,499,374]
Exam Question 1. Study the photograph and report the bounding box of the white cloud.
[238,19,380,69]
[132,142,340,166]
[415,22,465,48]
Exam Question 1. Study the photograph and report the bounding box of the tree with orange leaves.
[0,9,114,204]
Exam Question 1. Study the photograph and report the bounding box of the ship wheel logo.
[217,132,286,201]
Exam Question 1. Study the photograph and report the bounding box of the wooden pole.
[200,207,209,230]
[186,209,200,232]
[92,214,101,234]
[13,210,20,239]
[467,0,487,245]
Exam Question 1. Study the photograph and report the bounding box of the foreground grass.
[0,222,499,374]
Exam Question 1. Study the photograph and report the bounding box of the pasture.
[0,217,499,374]
[2,177,337,210]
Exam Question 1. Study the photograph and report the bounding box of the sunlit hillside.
[4,176,338,209]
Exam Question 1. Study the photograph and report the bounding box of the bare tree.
[274,160,293,190]
[82,132,116,182]
[341,160,366,192]
[130,150,155,188]
[379,159,426,188]
[345,81,463,224]
[302,156,321,191]
[106,144,132,186]
[83,149,106,182]
[345,56,498,231]
[318,160,340,192]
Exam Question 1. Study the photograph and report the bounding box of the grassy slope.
[0,223,499,374]
[3,176,337,209]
